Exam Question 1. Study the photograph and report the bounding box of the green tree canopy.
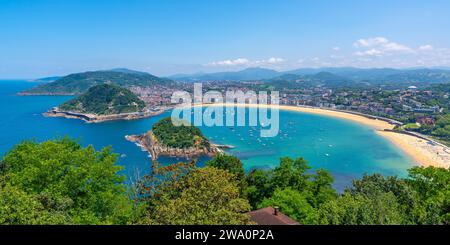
[59,84,145,115]
[206,154,247,192]
[258,188,317,224]
[0,138,135,224]
[140,166,252,225]
[152,117,209,149]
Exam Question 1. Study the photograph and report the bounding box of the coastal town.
[34,69,449,169]
[120,79,450,168]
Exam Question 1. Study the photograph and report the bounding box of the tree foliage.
[138,163,252,225]
[60,84,145,115]
[152,117,209,148]
[245,157,449,225]
[0,138,448,225]
[0,138,135,224]
[245,157,336,211]
[431,114,450,141]
[206,154,247,193]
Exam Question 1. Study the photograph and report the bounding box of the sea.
[0,80,416,191]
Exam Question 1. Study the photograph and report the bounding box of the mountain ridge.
[170,67,450,86]
[21,69,177,95]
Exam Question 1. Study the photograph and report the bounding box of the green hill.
[23,69,176,95]
[152,117,209,148]
[59,84,145,115]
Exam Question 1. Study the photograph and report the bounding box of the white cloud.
[355,49,384,57]
[353,37,413,57]
[207,57,285,67]
[419,44,434,51]
[204,41,450,71]
[208,58,250,66]
[264,57,285,64]
[353,37,388,48]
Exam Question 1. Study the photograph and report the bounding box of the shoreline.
[125,132,222,161]
[44,107,169,123]
[190,103,449,169]
[44,102,449,169]
[191,103,396,130]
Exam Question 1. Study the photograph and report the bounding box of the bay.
[0,80,416,190]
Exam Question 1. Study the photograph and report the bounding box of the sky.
[1,0,450,78]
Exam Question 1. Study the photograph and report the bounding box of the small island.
[44,84,165,122]
[126,117,225,160]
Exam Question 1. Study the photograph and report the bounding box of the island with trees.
[126,117,222,160]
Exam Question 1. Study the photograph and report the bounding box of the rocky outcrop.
[126,131,222,161]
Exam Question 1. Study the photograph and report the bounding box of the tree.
[317,168,450,225]
[258,188,317,224]
[308,169,337,208]
[140,166,252,225]
[318,192,404,225]
[0,138,135,224]
[430,114,450,142]
[206,154,247,192]
[60,84,145,115]
[151,117,209,148]
[0,184,67,224]
[349,173,424,224]
[407,167,450,224]
[245,157,336,209]
[272,157,311,191]
[245,169,274,208]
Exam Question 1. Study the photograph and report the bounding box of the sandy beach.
[377,131,450,168]
[191,103,450,169]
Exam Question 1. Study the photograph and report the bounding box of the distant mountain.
[31,76,61,83]
[59,84,145,115]
[266,72,364,89]
[170,67,280,81]
[169,72,207,79]
[108,68,150,75]
[22,69,177,95]
[284,67,401,80]
[282,67,450,85]
[169,66,450,87]
[378,69,450,84]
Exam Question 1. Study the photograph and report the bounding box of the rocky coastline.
[43,107,168,123]
[125,131,227,161]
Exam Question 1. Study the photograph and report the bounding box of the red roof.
[248,207,299,225]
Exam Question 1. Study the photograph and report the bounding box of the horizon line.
[2,65,450,80]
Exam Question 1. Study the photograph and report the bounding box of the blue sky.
[1,0,450,78]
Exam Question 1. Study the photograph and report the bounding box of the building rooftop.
[248,206,299,225]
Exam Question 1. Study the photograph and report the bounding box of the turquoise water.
[0,80,416,190]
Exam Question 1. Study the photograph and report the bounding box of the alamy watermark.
[170,83,280,137]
